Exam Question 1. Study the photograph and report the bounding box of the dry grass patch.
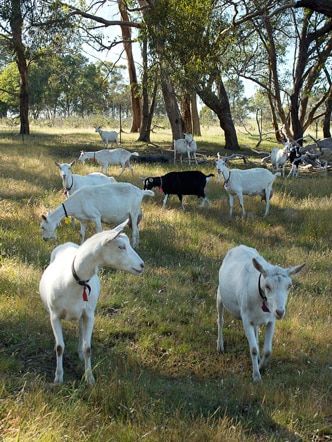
[0,125,331,441]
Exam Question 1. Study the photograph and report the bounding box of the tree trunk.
[160,66,183,140]
[10,0,29,135]
[198,80,240,150]
[181,94,192,133]
[137,39,157,142]
[323,93,332,138]
[118,0,141,132]
[191,94,201,137]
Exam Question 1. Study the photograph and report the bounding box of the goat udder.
[127,213,142,229]
[261,189,273,201]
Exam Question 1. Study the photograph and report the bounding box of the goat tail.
[131,152,139,157]
[274,172,281,177]
[143,190,155,198]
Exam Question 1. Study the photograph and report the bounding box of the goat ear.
[42,214,47,221]
[217,152,221,160]
[252,257,268,278]
[55,161,60,168]
[103,219,129,244]
[287,263,305,276]
[70,160,76,167]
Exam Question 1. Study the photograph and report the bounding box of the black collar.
[258,274,270,313]
[62,203,69,218]
[224,170,231,186]
[71,257,91,295]
[258,273,266,301]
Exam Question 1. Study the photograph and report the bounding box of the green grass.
[0,124,331,441]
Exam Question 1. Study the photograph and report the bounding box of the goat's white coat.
[270,144,289,176]
[217,245,305,381]
[174,133,198,165]
[95,126,118,147]
[55,161,116,195]
[39,221,144,384]
[41,182,154,248]
[78,149,139,175]
[216,154,280,216]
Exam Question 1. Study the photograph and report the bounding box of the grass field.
[0,124,331,441]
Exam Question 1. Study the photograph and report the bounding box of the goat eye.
[265,284,271,291]
[119,245,126,250]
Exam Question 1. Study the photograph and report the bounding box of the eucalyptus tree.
[137,0,241,149]
[228,1,332,142]
[0,0,78,134]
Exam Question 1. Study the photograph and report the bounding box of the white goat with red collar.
[217,245,305,382]
[39,220,145,384]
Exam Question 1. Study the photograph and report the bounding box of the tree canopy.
[0,0,331,144]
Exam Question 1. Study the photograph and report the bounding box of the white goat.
[270,143,290,176]
[95,126,119,147]
[78,149,139,176]
[216,154,280,217]
[41,182,154,248]
[39,220,144,384]
[55,161,116,196]
[174,133,198,165]
[217,245,305,382]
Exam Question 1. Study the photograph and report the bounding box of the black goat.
[143,171,214,210]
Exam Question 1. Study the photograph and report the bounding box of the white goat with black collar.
[217,245,305,382]
[55,161,116,197]
[39,220,144,384]
[41,182,154,248]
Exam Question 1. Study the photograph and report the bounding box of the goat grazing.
[217,245,305,381]
[41,182,154,248]
[39,220,144,384]
[78,149,139,176]
[55,161,116,197]
[95,126,119,147]
[270,143,290,176]
[143,170,214,210]
[216,154,280,216]
[174,133,198,165]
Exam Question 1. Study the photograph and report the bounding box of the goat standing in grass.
[216,154,280,217]
[217,245,305,382]
[55,161,116,197]
[95,126,118,147]
[174,133,198,165]
[39,220,144,384]
[143,170,214,210]
[78,149,139,176]
[41,182,154,248]
[270,143,290,176]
